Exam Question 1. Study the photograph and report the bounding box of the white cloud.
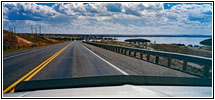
[3,3,61,20]
[3,3,212,35]
[169,4,212,22]
[121,3,164,16]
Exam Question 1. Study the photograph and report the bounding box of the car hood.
[3,85,212,97]
[3,75,212,97]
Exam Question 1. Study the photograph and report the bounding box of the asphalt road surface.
[3,41,196,93]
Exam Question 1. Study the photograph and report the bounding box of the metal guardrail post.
[117,48,120,53]
[167,58,171,67]
[140,53,143,60]
[114,48,117,52]
[124,50,127,55]
[155,56,159,64]
[87,42,212,77]
[203,66,209,77]
[128,51,131,56]
[183,61,187,71]
[134,52,136,57]
[120,49,123,54]
[147,54,150,61]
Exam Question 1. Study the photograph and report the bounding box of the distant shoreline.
[111,37,211,46]
[101,35,212,38]
[13,32,212,38]
[87,35,212,37]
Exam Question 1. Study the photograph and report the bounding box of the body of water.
[111,37,211,46]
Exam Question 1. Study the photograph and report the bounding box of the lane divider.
[3,43,72,93]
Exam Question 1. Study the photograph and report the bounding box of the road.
[3,41,195,93]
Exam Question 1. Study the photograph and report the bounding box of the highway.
[3,41,196,93]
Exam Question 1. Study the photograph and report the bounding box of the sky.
[3,2,213,35]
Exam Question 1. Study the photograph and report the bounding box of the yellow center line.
[9,89,15,93]
[3,42,72,93]
[24,44,70,81]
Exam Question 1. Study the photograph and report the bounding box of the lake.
[111,37,212,46]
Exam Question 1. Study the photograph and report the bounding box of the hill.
[200,38,212,46]
[3,30,64,53]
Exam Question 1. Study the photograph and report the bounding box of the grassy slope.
[3,30,64,54]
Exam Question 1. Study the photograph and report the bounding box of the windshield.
[2,1,213,97]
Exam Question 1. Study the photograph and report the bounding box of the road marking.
[3,49,43,60]
[3,51,57,93]
[3,45,55,60]
[24,45,67,81]
[3,43,72,93]
[3,43,64,60]
[81,44,129,75]
[9,88,15,93]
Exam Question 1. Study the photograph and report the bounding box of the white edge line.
[3,49,43,60]
[3,43,63,60]
[80,43,129,75]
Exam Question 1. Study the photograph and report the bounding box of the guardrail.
[85,42,212,77]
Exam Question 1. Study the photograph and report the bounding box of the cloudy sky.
[3,2,212,35]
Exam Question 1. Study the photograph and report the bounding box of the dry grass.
[148,44,212,58]
[94,41,133,47]
[3,30,65,54]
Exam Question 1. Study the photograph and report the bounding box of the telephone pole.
[31,25,33,34]
[13,26,16,33]
[35,27,37,35]
[8,26,11,32]
[9,26,13,32]
[39,25,41,35]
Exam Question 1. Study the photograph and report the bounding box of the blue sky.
[3,2,212,35]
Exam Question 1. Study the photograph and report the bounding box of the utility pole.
[11,26,13,33]
[31,25,33,34]
[9,26,13,32]
[39,25,41,35]
[35,27,37,35]
[13,26,16,33]
[8,26,11,32]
